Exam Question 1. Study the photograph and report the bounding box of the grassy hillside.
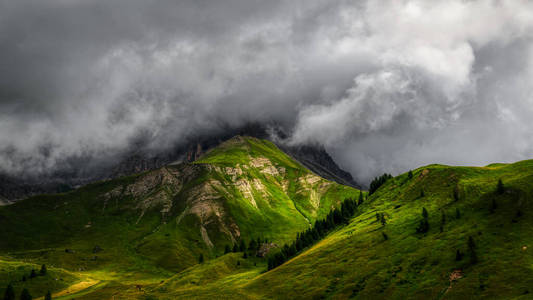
[0,136,359,298]
[147,160,533,299]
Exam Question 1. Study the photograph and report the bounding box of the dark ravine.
[0,124,359,201]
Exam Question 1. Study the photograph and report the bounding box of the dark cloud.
[1,0,533,184]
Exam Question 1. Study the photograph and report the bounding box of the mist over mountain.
[2,0,533,186]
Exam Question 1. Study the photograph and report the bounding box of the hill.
[146,160,533,299]
[0,136,360,298]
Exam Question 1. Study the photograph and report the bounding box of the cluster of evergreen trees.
[267,197,359,270]
[3,285,51,300]
[224,237,266,256]
[3,265,50,300]
[368,173,393,195]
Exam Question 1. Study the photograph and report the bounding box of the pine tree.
[380,213,386,226]
[455,249,463,261]
[239,239,246,252]
[198,254,204,264]
[358,191,364,205]
[224,245,231,254]
[497,179,504,195]
[248,239,257,251]
[44,291,52,300]
[453,186,459,202]
[468,236,477,264]
[40,264,47,276]
[20,289,32,300]
[422,207,428,219]
[416,207,429,233]
[29,269,37,279]
[3,284,15,300]
[232,244,238,253]
[408,170,413,179]
[490,198,497,213]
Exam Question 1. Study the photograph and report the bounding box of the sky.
[1,0,533,184]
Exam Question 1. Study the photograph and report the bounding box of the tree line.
[267,194,363,270]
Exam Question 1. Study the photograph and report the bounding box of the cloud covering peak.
[1,0,533,183]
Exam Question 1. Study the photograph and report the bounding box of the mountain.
[0,136,360,298]
[0,125,359,201]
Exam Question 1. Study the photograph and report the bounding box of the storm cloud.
[1,0,533,184]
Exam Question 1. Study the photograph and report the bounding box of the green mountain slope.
[0,136,359,298]
[149,160,533,299]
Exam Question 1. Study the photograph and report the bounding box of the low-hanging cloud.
[1,0,533,184]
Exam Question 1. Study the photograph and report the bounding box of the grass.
[0,136,360,298]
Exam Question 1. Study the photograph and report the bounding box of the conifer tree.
[20,289,32,300]
[239,239,246,252]
[497,179,504,195]
[3,284,15,300]
[380,213,386,226]
[40,264,47,276]
[453,186,459,202]
[224,245,231,254]
[198,254,204,264]
[29,269,37,279]
[232,244,238,253]
[490,198,497,213]
[408,170,413,179]
[468,236,477,264]
[382,232,388,241]
[248,239,257,252]
[455,249,463,261]
[416,207,429,233]
[243,252,248,259]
